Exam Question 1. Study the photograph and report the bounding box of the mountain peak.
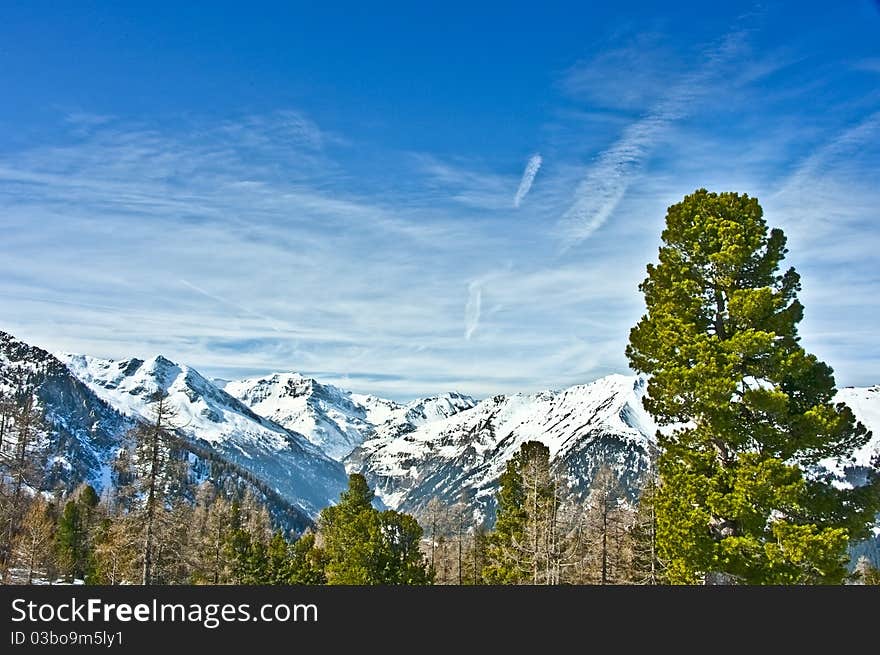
[226,372,386,460]
[54,350,346,516]
[346,374,656,519]
[224,373,478,460]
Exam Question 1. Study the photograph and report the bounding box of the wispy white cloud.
[217,109,342,152]
[2,14,879,399]
[776,111,880,200]
[757,110,880,388]
[513,154,542,208]
[1,112,591,399]
[556,28,749,245]
[63,111,116,135]
[560,32,681,111]
[179,279,286,332]
[415,154,518,210]
[464,282,482,340]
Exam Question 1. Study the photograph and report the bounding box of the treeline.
[0,368,660,585]
[1,377,879,584]
[0,382,431,585]
[0,379,306,584]
[423,441,661,585]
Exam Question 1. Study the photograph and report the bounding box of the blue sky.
[1,1,879,400]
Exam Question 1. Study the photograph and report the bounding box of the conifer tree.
[628,473,664,584]
[626,189,880,584]
[55,484,100,582]
[483,448,529,583]
[91,514,136,585]
[464,523,489,585]
[286,532,326,584]
[199,493,235,584]
[424,497,446,576]
[56,501,84,581]
[582,466,627,585]
[0,377,50,579]
[484,441,569,584]
[153,501,195,584]
[129,390,183,584]
[266,531,290,584]
[319,474,431,585]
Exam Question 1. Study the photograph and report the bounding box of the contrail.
[777,111,880,198]
[180,278,285,332]
[557,28,748,245]
[514,154,543,208]
[464,282,482,340]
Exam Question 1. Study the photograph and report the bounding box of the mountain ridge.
[3,330,877,541]
[223,371,477,460]
[56,351,348,517]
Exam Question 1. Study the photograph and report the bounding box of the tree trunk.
[457,511,463,585]
[141,426,161,585]
[601,492,608,585]
[27,537,36,584]
[532,473,539,584]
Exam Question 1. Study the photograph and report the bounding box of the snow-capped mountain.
[370,392,481,441]
[5,328,877,542]
[345,376,880,526]
[223,373,384,460]
[58,353,348,517]
[345,374,658,519]
[224,372,477,460]
[0,331,134,492]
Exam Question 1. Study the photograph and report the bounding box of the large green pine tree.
[626,189,879,584]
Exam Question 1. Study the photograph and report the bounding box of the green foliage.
[375,510,432,584]
[319,474,432,585]
[78,485,99,510]
[484,441,561,584]
[55,486,99,582]
[483,454,528,584]
[55,501,84,581]
[285,532,327,584]
[266,531,290,584]
[627,189,880,584]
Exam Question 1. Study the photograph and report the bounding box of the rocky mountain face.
[223,373,387,460]
[0,331,133,493]
[0,331,347,529]
[57,352,348,518]
[833,385,880,474]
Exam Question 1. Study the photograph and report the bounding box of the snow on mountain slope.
[347,375,880,525]
[59,353,347,516]
[225,373,478,460]
[372,392,481,440]
[352,394,403,426]
[346,374,657,519]
[224,373,382,460]
[836,386,880,470]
